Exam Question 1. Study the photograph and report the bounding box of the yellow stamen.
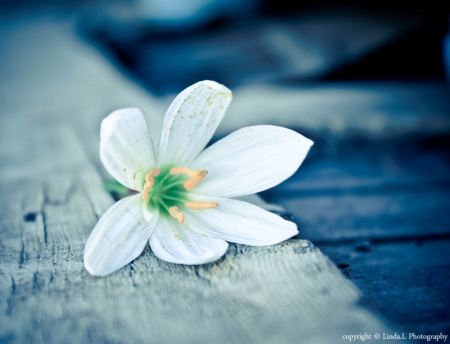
[184,170,208,191]
[185,201,218,210]
[142,168,161,200]
[169,206,185,223]
[170,166,198,177]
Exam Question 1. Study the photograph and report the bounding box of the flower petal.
[156,80,232,167]
[234,194,286,213]
[190,125,313,197]
[84,194,157,276]
[100,108,156,191]
[184,196,298,246]
[149,216,228,265]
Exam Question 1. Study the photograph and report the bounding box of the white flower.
[84,80,313,276]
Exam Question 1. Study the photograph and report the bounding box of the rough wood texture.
[321,239,450,334]
[0,12,394,343]
[264,135,450,242]
[260,118,450,333]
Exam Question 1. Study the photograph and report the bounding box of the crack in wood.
[7,276,16,317]
[19,241,25,269]
[40,209,48,246]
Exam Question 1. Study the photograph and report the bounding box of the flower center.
[142,166,218,223]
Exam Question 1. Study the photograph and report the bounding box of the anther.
[142,168,161,200]
[169,206,185,223]
[185,201,218,210]
[184,170,208,191]
[149,168,161,177]
[170,166,198,177]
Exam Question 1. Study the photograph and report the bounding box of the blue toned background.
[1,0,450,336]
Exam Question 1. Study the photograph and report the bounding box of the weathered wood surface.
[321,239,450,334]
[216,82,450,138]
[258,100,450,333]
[0,12,397,343]
[265,135,450,242]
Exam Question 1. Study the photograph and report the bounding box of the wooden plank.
[320,239,450,334]
[217,81,450,138]
[263,135,450,242]
[273,135,450,194]
[0,12,394,343]
[276,189,450,242]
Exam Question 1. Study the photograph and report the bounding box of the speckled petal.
[84,194,158,276]
[190,125,313,197]
[156,80,232,167]
[149,216,228,265]
[100,108,156,191]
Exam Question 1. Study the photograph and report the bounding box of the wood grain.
[321,240,450,334]
[264,135,450,242]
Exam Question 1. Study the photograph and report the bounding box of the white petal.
[84,194,157,276]
[234,194,286,213]
[184,196,298,246]
[100,108,156,191]
[149,216,228,265]
[190,125,313,197]
[156,80,232,167]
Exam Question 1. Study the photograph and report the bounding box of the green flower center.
[145,167,189,216]
[142,166,218,223]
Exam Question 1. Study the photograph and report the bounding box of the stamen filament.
[156,198,170,213]
[185,201,218,210]
[161,179,186,190]
[169,206,185,223]
[161,194,186,203]
[184,170,208,191]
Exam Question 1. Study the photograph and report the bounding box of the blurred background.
[1,0,450,336]
[79,0,450,94]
